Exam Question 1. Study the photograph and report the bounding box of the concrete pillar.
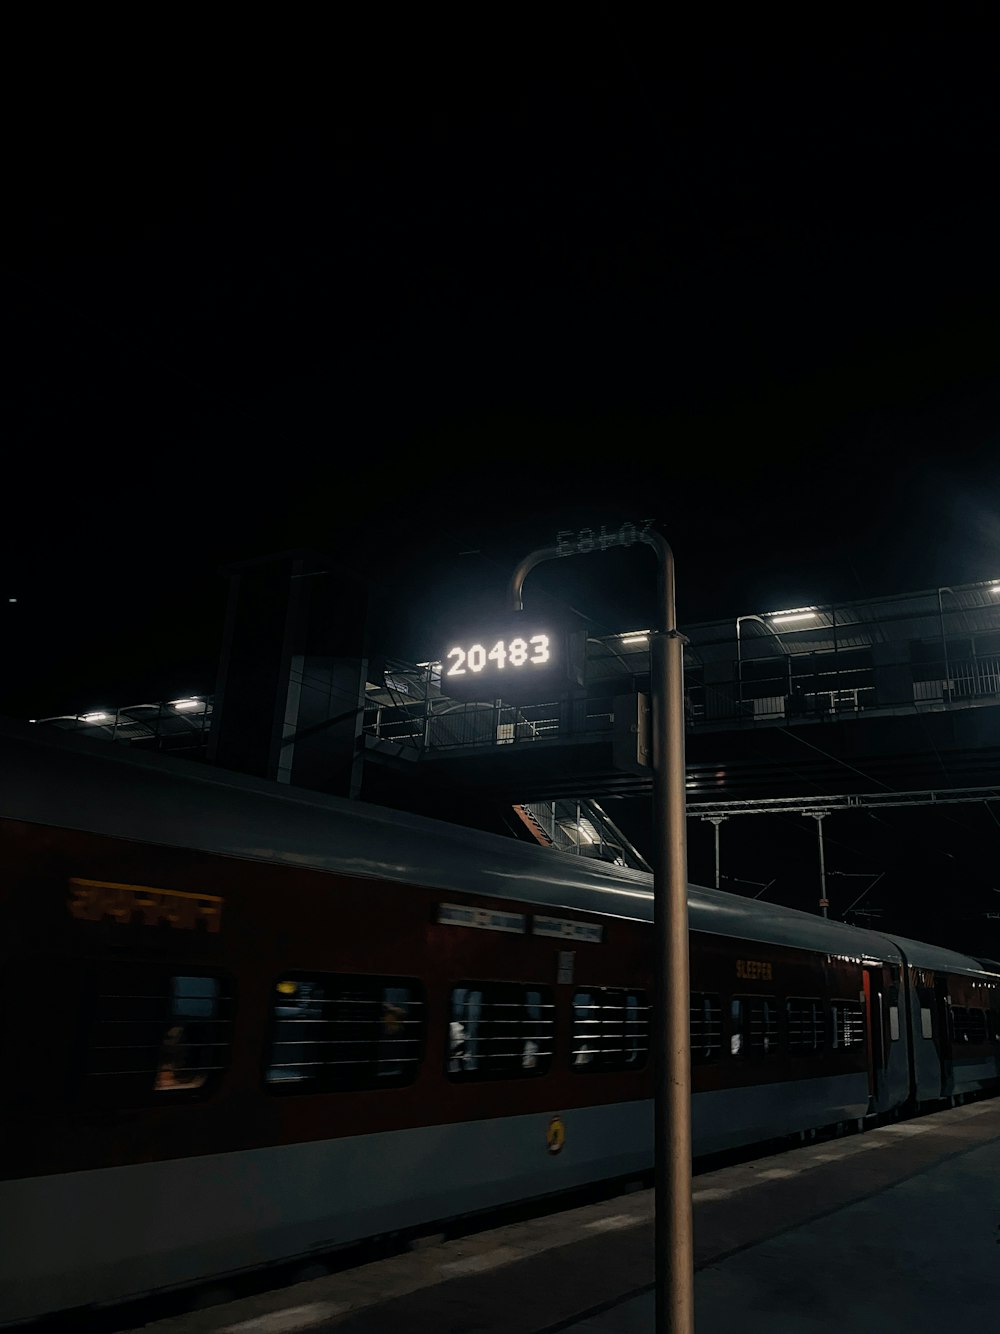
[208,550,369,798]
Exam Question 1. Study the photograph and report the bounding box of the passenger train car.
[2,716,999,1325]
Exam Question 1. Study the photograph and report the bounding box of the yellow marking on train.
[67,878,223,932]
[547,1115,566,1155]
[736,959,773,982]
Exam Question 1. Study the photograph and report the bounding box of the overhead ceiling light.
[620,633,649,646]
[769,610,818,625]
[170,698,201,711]
[80,711,110,723]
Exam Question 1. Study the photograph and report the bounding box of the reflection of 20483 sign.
[555,519,653,557]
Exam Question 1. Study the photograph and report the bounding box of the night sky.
[4,20,1000,944]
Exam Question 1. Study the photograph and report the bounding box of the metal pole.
[812,812,829,917]
[421,665,434,749]
[648,535,694,1334]
[509,525,693,1334]
[938,587,953,704]
[831,601,838,704]
[707,816,726,890]
[735,615,743,713]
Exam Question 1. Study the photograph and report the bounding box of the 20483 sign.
[446,632,552,681]
[439,523,653,703]
[441,618,586,702]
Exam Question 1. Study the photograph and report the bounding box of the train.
[2,714,999,1326]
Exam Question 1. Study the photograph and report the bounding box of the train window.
[690,993,722,1063]
[84,968,233,1102]
[571,988,649,1072]
[831,1001,866,1049]
[266,974,423,1091]
[730,999,743,1056]
[889,1007,900,1041]
[786,998,825,1054]
[965,1013,992,1045]
[953,1004,989,1043]
[449,984,554,1079]
[949,1005,971,1043]
[731,996,778,1057]
[748,996,778,1056]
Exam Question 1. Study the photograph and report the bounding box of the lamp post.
[812,811,830,917]
[705,814,727,889]
[509,523,693,1334]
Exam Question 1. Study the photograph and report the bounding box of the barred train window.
[690,993,722,1063]
[267,974,423,1091]
[86,969,233,1100]
[731,996,778,1057]
[831,1001,866,1049]
[950,1006,968,1043]
[571,988,649,1072]
[730,998,742,1056]
[968,1008,988,1043]
[950,1006,988,1045]
[786,998,825,1053]
[449,984,554,1079]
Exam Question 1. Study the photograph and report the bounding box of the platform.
[118,1099,1000,1334]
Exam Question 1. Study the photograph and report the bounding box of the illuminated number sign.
[441,619,585,701]
[446,633,551,679]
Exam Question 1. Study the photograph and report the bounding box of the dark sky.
[4,17,1000,720]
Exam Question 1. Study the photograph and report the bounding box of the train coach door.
[863,968,886,1107]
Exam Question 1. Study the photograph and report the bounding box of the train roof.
[0,715,990,977]
[874,933,1000,980]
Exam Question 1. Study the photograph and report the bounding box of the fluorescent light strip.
[769,612,817,625]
